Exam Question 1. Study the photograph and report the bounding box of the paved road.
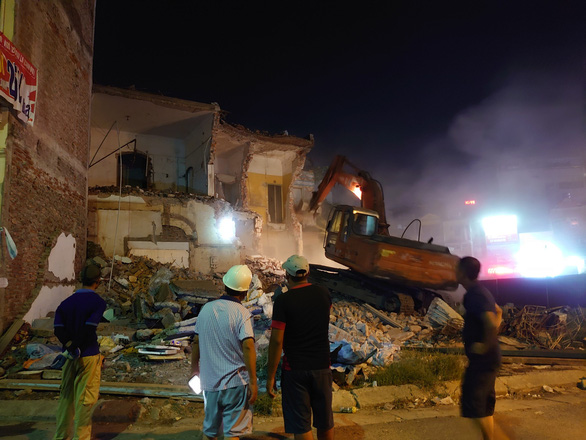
[0,388,583,439]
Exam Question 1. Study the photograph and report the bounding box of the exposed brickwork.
[0,1,95,332]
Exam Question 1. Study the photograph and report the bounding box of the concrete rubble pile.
[3,252,584,388]
[93,255,224,330]
[244,255,287,289]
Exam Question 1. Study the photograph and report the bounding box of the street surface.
[0,388,583,439]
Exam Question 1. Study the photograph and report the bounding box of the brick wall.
[0,1,95,332]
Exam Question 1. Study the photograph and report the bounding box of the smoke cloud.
[386,70,584,224]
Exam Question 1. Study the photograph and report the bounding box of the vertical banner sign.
[0,32,37,125]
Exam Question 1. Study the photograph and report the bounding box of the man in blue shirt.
[53,262,106,440]
[457,256,503,440]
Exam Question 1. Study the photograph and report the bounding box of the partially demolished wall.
[88,187,261,275]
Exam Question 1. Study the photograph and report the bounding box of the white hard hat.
[223,265,252,291]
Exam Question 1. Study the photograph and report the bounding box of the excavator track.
[309,264,422,315]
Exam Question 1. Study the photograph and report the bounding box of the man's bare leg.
[317,427,334,440]
[473,416,494,440]
[294,431,314,440]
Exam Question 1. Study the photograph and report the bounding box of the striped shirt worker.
[194,296,255,391]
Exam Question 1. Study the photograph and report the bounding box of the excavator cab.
[323,205,459,290]
[324,205,379,256]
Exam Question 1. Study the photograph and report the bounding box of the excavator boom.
[310,155,390,235]
[307,155,459,313]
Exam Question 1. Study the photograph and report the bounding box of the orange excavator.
[307,155,459,313]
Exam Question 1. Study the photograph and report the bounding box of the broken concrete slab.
[159,308,177,329]
[30,318,54,337]
[155,283,174,303]
[154,301,181,313]
[42,370,62,380]
[171,279,219,296]
[426,297,464,328]
[93,256,108,267]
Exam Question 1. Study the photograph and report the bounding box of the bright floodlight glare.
[517,240,564,278]
[219,217,235,241]
[188,375,201,394]
[481,215,518,237]
[565,256,585,274]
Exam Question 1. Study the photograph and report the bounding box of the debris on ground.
[0,253,584,390]
[500,304,585,350]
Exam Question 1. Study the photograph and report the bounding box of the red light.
[487,266,514,275]
[465,200,476,205]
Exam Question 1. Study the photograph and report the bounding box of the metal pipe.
[89,121,116,167]
[89,139,136,168]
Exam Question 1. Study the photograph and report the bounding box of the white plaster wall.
[191,245,240,274]
[184,114,215,194]
[249,155,283,175]
[89,128,136,186]
[48,233,77,281]
[129,247,189,268]
[97,209,162,257]
[137,133,184,190]
[88,129,184,190]
[281,152,297,175]
[216,144,247,175]
[22,285,75,323]
[234,211,259,254]
[170,200,226,245]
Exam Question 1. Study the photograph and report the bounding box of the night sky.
[93,1,584,220]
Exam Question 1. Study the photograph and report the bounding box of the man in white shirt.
[191,264,257,439]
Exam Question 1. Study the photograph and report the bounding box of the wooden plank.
[0,379,203,401]
[145,353,185,360]
[362,303,402,328]
[0,319,24,356]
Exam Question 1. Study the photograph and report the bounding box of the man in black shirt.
[457,256,503,440]
[267,255,333,440]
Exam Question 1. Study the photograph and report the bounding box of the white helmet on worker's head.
[223,264,252,292]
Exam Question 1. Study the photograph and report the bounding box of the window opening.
[117,151,152,189]
[267,184,283,223]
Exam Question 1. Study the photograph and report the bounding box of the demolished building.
[88,86,314,275]
[213,121,313,259]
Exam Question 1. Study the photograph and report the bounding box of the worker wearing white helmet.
[191,264,257,439]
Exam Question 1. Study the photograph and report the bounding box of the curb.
[332,367,586,410]
[0,368,584,423]
[0,399,143,423]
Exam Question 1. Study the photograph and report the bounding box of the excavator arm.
[309,155,390,235]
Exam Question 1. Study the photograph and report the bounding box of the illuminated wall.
[247,172,287,224]
[247,154,293,225]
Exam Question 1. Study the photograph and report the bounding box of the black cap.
[81,264,101,286]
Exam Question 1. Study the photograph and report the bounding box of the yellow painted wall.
[247,172,285,224]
